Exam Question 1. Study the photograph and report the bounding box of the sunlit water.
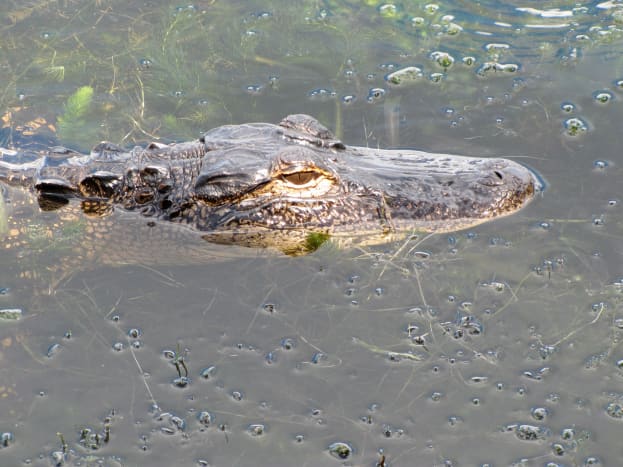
[1,1,623,466]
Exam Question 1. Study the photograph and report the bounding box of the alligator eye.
[280,171,319,186]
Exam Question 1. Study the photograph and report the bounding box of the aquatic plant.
[57,85,96,146]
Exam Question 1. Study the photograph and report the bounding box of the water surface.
[1,1,623,465]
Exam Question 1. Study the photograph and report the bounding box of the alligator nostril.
[493,170,504,180]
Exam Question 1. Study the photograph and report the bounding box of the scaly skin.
[1,114,541,256]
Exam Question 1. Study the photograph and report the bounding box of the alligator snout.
[477,159,539,191]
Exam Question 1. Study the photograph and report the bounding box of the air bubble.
[328,441,353,459]
[378,4,399,18]
[593,159,608,169]
[1,431,14,448]
[262,303,276,313]
[484,43,510,52]
[280,337,296,350]
[531,407,549,420]
[308,88,337,99]
[367,87,386,102]
[430,51,455,69]
[247,423,266,436]
[385,66,423,85]
[162,349,176,359]
[561,427,575,440]
[46,343,61,358]
[561,102,575,112]
[425,4,439,14]
[552,443,565,456]
[563,117,588,136]
[265,352,276,364]
[246,85,263,94]
[470,376,488,384]
[264,76,278,89]
[448,415,462,426]
[379,62,398,70]
[593,90,613,104]
[311,352,326,364]
[476,62,519,76]
[253,11,272,19]
[197,411,213,426]
[444,22,463,35]
[507,424,551,441]
[605,402,623,419]
[199,366,216,379]
[173,376,189,387]
[429,72,444,83]
[342,94,356,104]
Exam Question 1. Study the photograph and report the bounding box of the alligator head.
[189,115,541,252]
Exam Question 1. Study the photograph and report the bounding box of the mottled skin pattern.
[0,114,540,256]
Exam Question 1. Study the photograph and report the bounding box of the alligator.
[0,114,541,258]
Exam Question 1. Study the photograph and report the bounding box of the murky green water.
[1,1,623,466]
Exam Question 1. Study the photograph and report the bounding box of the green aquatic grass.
[58,86,93,129]
[57,86,97,146]
[304,231,331,252]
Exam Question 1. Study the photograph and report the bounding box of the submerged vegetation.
[57,85,95,146]
[1,1,623,147]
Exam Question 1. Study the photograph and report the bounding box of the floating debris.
[0,308,22,321]
[385,66,423,85]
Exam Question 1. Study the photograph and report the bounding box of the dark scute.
[79,172,122,198]
[35,178,77,195]
[194,173,259,203]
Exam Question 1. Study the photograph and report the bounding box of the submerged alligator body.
[0,114,540,255]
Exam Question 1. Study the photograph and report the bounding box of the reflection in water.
[1,0,623,465]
